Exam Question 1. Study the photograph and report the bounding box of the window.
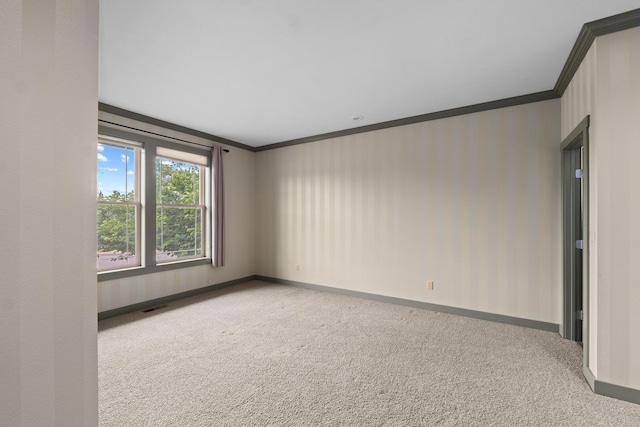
[155,148,206,263]
[97,140,141,271]
[97,132,211,277]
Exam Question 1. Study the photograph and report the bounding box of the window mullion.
[144,142,158,268]
[156,203,203,209]
[97,201,137,207]
[134,148,141,268]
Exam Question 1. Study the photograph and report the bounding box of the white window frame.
[97,137,142,272]
[155,152,206,263]
[97,127,213,281]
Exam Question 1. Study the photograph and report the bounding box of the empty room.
[2,1,640,425]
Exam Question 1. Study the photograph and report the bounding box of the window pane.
[156,207,202,262]
[98,143,136,202]
[97,204,138,270]
[156,158,200,205]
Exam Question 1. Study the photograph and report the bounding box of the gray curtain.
[211,146,224,267]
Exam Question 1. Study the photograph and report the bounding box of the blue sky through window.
[97,143,135,198]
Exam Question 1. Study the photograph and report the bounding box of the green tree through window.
[156,157,203,262]
[97,138,208,273]
[97,142,139,270]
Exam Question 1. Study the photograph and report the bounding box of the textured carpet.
[99,280,640,426]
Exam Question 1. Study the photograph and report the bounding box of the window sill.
[97,257,212,282]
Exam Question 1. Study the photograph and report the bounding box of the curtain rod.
[98,119,230,152]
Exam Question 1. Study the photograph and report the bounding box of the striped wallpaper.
[256,100,562,324]
[560,27,640,391]
[561,44,596,141]
[1,2,99,425]
[561,42,599,378]
[591,28,640,390]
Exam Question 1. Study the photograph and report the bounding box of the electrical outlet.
[175,273,181,282]
[295,264,300,271]
[427,280,434,290]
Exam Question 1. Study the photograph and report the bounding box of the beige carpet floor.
[99,280,640,426]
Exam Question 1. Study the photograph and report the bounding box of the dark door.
[575,148,584,343]
[562,138,585,342]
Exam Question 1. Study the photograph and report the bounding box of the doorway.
[561,116,589,362]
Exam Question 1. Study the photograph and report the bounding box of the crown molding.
[98,103,255,152]
[554,8,640,96]
[256,90,558,152]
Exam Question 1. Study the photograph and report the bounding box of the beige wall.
[561,43,599,376]
[97,114,256,313]
[561,45,596,140]
[561,27,640,390]
[594,27,640,389]
[0,1,99,425]
[256,100,562,324]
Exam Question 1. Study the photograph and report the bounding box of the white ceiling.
[99,0,640,147]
